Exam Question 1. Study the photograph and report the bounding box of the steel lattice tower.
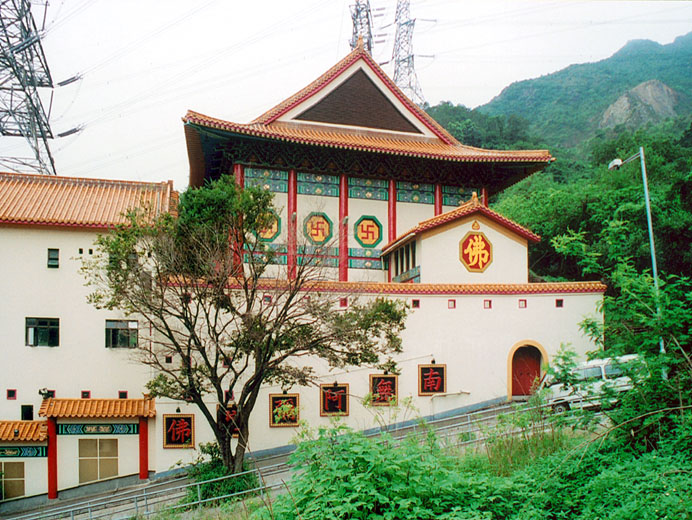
[0,0,55,175]
[392,0,424,106]
[349,0,374,53]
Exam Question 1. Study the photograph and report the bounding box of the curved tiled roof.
[184,111,553,164]
[0,172,178,228]
[381,193,540,254]
[0,420,47,442]
[39,398,156,419]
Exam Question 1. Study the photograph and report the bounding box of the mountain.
[479,32,692,147]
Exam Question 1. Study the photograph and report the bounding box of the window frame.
[0,461,25,499]
[25,318,59,347]
[105,320,138,349]
[47,248,59,268]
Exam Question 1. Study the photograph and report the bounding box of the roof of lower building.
[381,192,540,254]
[0,420,47,442]
[39,398,156,418]
[0,172,178,228]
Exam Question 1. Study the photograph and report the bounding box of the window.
[484,300,492,309]
[448,299,456,309]
[79,248,83,254]
[164,355,173,364]
[262,294,272,304]
[0,461,25,499]
[339,297,348,308]
[555,299,564,308]
[118,391,128,399]
[105,320,138,348]
[518,299,527,309]
[20,405,33,421]
[26,318,59,347]
[411,299,420,309]
[6,389,16,400]
[79,439,118,483]
[81,391,91,399]
[47,248,59,268]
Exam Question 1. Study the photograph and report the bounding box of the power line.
[392,0,424,106]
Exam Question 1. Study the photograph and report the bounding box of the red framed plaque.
[269,393,300,427]
[320,384,349,416]
[369,374,398,406]
[418,364,447,396]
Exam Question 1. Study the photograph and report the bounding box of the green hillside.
[479,32,692,147]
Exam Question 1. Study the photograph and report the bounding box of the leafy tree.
[83,175,407,473]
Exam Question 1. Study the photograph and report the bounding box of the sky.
[3,0,692,191]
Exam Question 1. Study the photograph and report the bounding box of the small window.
[88,248,93,255]
[448,299,456,309]
[118,391,128,399]
[105,320,138,348]
[518,299,527,309]
[7,389,17,400]
[411,299,420,309]
[164,355,173,364]
[81,391,91,399]
[484,300,492,309]
[79,248,84,254]
[225,390,234,402]
[20,405,33,421]
[0,461,25,499]
[222,358,230,368]
[555,299,564,308]
[47,248,59,268]
[263,294,272,304]
[26,318,59,347]
[339,297,348,308]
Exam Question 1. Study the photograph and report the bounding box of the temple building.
[0,41,604,505]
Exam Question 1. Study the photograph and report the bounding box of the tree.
[83,176,407,473]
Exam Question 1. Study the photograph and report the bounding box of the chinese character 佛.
[168,418,192,444]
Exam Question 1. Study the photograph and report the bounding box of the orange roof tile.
[0,420,47,442]
[184,111,553,165]
[0,172,178,228]
[381,192,540,254]
[251,40,458,145]
[39,398,156,419]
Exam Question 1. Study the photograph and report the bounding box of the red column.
[481,187,489,207]
[339,174,348,281]
[388,180,397,243]
[139,417,149,480]
[287,169,297,279]
[434,184,443,216]
[233,163,245,188]
[47,417,57,499]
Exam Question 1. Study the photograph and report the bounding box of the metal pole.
[638,147,666,355]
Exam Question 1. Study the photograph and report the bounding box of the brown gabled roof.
[0,421,47,442]
[0,172,178,228]
[381,192,540,254]
[39,398,156,419]
[251,39,457,144]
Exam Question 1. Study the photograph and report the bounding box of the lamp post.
[608,147,665,355]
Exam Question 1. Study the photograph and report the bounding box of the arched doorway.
[511,345,542,397]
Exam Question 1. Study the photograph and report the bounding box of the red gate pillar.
[47,417,57,499]
[434,184,443,216]
[388,179,397,243]
[287,169,297,279]
[139,417,149,480]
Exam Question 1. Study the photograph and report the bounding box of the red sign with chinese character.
[418,364,447,395]
[163,414,194,448]
[269,394,299,427]
[320,384,349,416]
[369,374,398,406]
[459,231,492,272]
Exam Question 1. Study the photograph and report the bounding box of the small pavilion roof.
[0,421,47,442]
[381,192,540,255]
[39,398,156,419]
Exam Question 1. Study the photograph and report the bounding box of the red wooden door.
[512,346,541,396]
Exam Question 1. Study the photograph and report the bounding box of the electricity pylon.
[392,0,424,106]
[350,0,374,53]
[0,0,55,175]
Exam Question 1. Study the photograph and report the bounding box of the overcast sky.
[3,0,692,190]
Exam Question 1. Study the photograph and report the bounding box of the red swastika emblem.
[355,216,382,248]
[305,214,332,244]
